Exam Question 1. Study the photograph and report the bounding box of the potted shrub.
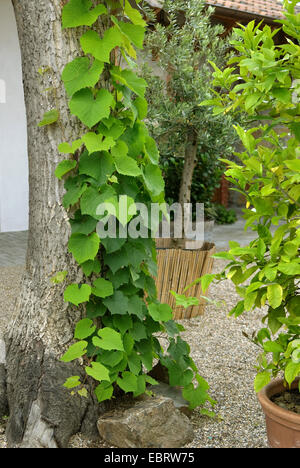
[198,0,300,446]
[138,0,238,317]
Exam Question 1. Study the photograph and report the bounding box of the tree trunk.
[1,0,103,448]
[179,129,198,208]
[176,128,198,247]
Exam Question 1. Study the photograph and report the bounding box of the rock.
[97,395,194,448]
[0,364,8,418]
[147,382,192,417]
[0,338,8,419]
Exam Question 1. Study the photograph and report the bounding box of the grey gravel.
[0,259,269,448]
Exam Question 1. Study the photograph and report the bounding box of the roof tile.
[207,0,286,19]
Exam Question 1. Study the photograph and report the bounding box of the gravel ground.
[0,259,269,448]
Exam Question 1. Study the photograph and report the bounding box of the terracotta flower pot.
[257,378,300,448]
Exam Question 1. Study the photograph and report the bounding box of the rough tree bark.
[1,0,104,448]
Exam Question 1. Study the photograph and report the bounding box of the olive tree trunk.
[179,128,198,208]
[1,0,103,448]
[176,128,198,247]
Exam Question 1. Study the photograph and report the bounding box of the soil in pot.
[271,389,300,415]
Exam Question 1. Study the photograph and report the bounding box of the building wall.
[0,0,28,232]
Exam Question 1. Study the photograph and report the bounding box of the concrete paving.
[0,231,28,267]
[212,217,257,250]
[0,215,273,267]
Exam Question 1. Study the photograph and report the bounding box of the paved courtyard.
[0,216,262,267]
[0,231,28,267]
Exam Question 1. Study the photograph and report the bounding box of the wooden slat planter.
[155,241,215,320]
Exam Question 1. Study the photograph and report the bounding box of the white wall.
[0,0,28,232]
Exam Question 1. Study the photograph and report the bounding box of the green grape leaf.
[38,109,59,127]
[58,140,82,154]
[62,0,107,28]
[92,278,114,298]
[113,153,142,178]
[148,303,173,322]
[103,290,129,315]
[62,57,104,97]
[85,361,110,382]
[64,284,91,306]
[143,163,165,197]
[111,140,141,176]
[63,177,87,209]
[60,340,88,362]
[68,232,100,265]
[95,382,114,402]
[80,186,115,219]
[80,27,122,63]
[99,350,124,367]
[130,320,147,341]
[127,295,145,320]
[81,259,101,276]
[92,327,124,351]
[79,151,114,185]
[51,270,68,284]
[55,159,77,180]
[69,88,115,128]
[182,377,210,410]
[112,314,133,335]
[110,66,147,98]
[127,352,141,375]
[144,135,159,163]
[63,376,81,389]
[74,318,96,340]
[117,371,138,393]
[124,0,146,26]
[78,388,88,398]
[81,132,115,154]
[116,21,145,49]
[70,215,98,236]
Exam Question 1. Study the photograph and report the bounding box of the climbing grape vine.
[51,0,215,413]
